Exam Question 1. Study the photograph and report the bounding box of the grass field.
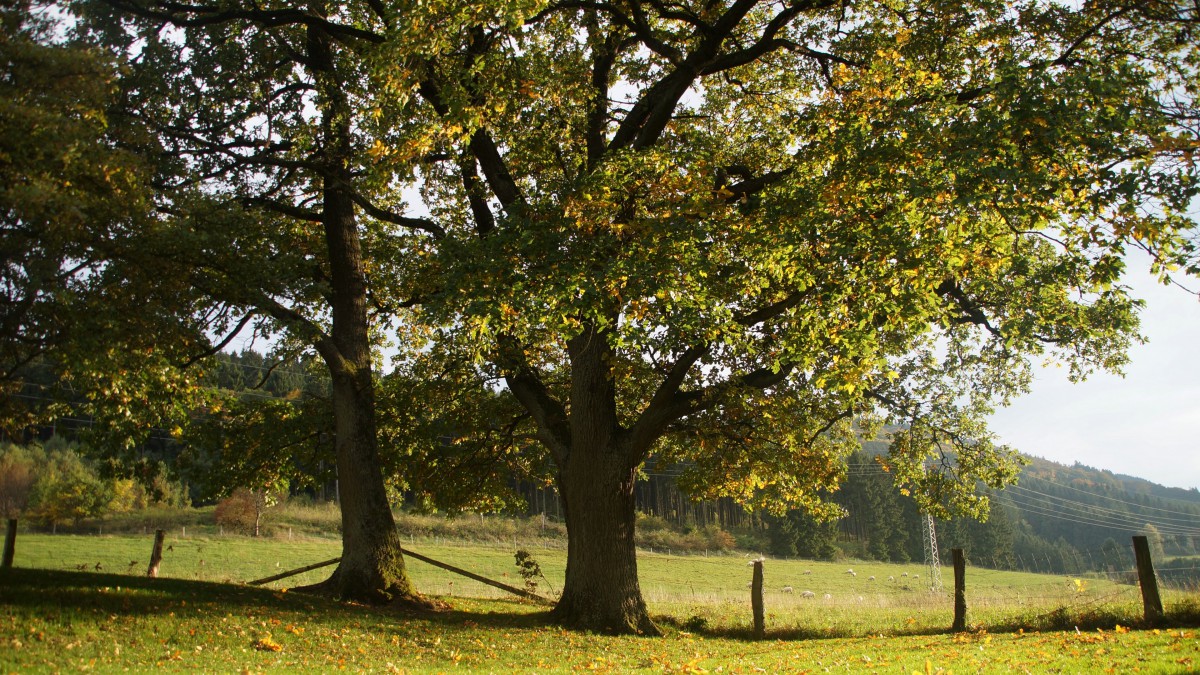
[3,533,1199,672]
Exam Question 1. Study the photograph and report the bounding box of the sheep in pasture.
[888,576,895,582]
[868,576,875,581]
[823,593,832,600]
[845,568,854,574]
[803,570,812,575]
[801,591,816,599]
[848,571,857,577]
[913,574,920,580]
[857,595,864,602]
[782,586,794,593]
[747,581,753,588]
[902,572,909,577]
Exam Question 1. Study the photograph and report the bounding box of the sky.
[987,254,1200,491]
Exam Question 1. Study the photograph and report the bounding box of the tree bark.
[296,187,417,604]
[550,445,658,635]
[317,368,416,603]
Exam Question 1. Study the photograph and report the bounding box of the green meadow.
[3,533,1199,672]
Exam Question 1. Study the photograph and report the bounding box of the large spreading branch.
[103,0,385,45]
[496,336,572,462]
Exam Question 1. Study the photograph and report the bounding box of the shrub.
[27,450,112,530]
[214,488,282,536]
[0,444,39,518]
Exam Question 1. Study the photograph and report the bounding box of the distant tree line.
[0,437,189,531]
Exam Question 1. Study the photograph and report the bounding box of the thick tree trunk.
[297,15,417,604]
[319,371,417,603]
[550,441,658,634]
[300,186,417,604]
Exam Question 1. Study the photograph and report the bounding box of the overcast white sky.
[987,254,1200,491]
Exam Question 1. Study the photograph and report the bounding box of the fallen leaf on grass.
[252,635,283,652]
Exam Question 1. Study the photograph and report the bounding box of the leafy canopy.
[399,0,1198,517]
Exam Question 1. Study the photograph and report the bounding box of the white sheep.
[803,570,812,575]
[846,568,854,574]
[746,581,753,588]
[782,586,794,593]
[856,595,864,602]
[888,576,895,582]
[913,574,920,580]
[848,571,857,577]
[868,575,875,581]
[902,572,909,577]
[823,593,832,600]
[801,591,816,599]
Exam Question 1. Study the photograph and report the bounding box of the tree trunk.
[295,14,417,605]
[319,370,416,603]
[550,441,658,635]
[299,184,416,604]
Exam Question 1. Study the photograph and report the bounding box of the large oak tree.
[403,0,1199,633]
[73,0,449,604]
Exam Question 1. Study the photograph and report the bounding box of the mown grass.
[3,564,1199,673]
[9,532,1193,636]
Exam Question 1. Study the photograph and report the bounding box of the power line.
[1001,492,1200,535]
[1006,484,1200,526]
[1022,474,1200,516]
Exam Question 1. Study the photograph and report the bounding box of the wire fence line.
[9,526,1192,635]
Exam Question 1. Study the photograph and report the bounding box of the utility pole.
[922,512,944,592]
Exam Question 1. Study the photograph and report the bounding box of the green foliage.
[175,390,333,502]
[634,515,738,554]
[0,2,205,454]
[0,442,41,518]
[1144,523,1167,560]
[513,549,547,594]
[1,440,191,526]
[407,0,1200,542]
[375,339,542,514]
[26,448,113,528]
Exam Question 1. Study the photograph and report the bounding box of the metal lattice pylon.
[921,513,944,592]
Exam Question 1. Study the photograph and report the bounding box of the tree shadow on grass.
[656,598,1200,643]
[0,567,554,631]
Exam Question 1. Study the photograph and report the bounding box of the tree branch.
[103,0,385,45]
[344,191,446,239]
[497,336,571,462]
[182,310,257,368]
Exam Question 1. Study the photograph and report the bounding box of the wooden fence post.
[1132,535,1163,625]
[147,529,166,578]
[751,559,764,639]
[951,548,967,631]
[2,519,16,569]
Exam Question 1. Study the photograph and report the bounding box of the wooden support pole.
[951,548,967,632]
[247,548,554,605]
[2,519,16,569]
[751,560,765,639]
[147,529,165,578]
[1132,535,1164,625]
[248,558,341,586]
[400,547,552,605]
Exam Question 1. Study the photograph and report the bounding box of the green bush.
[27,449,112,530]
